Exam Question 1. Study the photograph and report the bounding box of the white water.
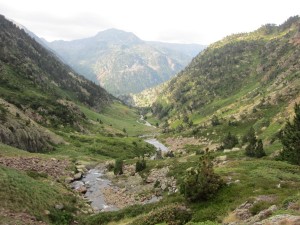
[145,138,168,152]
[137,115,156,127]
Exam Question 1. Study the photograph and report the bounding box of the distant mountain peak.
[47,28,205,96]
[94,28,143,45]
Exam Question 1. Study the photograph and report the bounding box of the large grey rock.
[73,172,82,180]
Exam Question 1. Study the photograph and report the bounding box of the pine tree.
[254,139,266,158]
[181,154,223,202]
[222,132,239,149]
[280,104,300,165]
[245,127,257,157]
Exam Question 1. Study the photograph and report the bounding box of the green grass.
[0,165,77,224]
[187,158,300,222]
[51,132,156,161]
[79,102,156,136]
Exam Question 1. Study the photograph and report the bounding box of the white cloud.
[0,0,299,44]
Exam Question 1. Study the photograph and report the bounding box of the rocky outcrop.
[0,120,53,152]
[225,195,279,225]
[0,99,64,152]
[254,214,300,224]
[0,157,70,178]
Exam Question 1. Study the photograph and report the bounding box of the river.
[145,138,168,152]
[71,116,168,212]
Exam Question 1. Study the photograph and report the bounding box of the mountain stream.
[71,116,168,212]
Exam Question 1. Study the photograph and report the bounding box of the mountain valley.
[0,13,300,225]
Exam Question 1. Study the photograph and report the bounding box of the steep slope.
[47,29,205,96]
[153,16,300,140]
[147,41,205,59]
[0,15,113,152]
[119,81,168,107]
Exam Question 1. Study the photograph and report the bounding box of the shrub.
[249,201,270,215]
[49,209,73,225]
[114,159,123,175]
[136,159,146,173]
[244,127,266,158]
[106,163,114,172]
[222,132,239,149]
[279,104,300,165]
[129,204,191,225]
[211,115,220,126]
[180,154,223,202]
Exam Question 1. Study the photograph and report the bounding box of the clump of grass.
[249,201,271,215]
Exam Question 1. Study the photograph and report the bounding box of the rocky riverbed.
[70,160,177,212]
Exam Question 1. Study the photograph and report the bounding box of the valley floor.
[1,103,300,225]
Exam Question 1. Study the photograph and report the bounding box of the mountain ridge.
[47,29,205,96]
[0,14,114,152]
[151,16,300,140]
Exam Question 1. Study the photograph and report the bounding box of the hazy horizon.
[0,0,299,45]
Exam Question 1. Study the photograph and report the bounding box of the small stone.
[77,186,87,194]
[44,210,50,215]
[65,177,74,183]
[73,172,82,180]
[161,183,167,191]
[55,204,64,210]
[81,210,88,214]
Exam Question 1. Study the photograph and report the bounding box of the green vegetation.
[130,204,191,225]
[0,165,76,224]
[222,132,239,149]
[114,159,124,175]
[1,13,300,225]
[135,158,147,172]
[279,104,300,164]
[244,127,266,158]
[151,16,300,148]
[180,154,223,202]
[79,102,155,136]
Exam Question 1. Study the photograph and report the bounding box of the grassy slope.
[0,101,157,224]
[81,148,300,224]
[50,101,157,162]
[0,144,78,224]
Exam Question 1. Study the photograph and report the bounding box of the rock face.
[0,119,53,152]
[254,214,300,225]
[0,98,64,153]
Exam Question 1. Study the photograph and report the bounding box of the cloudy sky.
[0,0,299,44]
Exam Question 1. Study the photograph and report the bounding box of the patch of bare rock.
[0,156,70,178]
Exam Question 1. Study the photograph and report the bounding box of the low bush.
[129,204,191,225]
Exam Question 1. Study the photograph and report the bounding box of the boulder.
[73,172,82,180]
[64,177,74,183]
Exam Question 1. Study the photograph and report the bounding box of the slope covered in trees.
[152,16,300,142]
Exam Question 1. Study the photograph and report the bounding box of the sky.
[0,0,299,45]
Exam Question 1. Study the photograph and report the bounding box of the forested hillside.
[152,16,300,142]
